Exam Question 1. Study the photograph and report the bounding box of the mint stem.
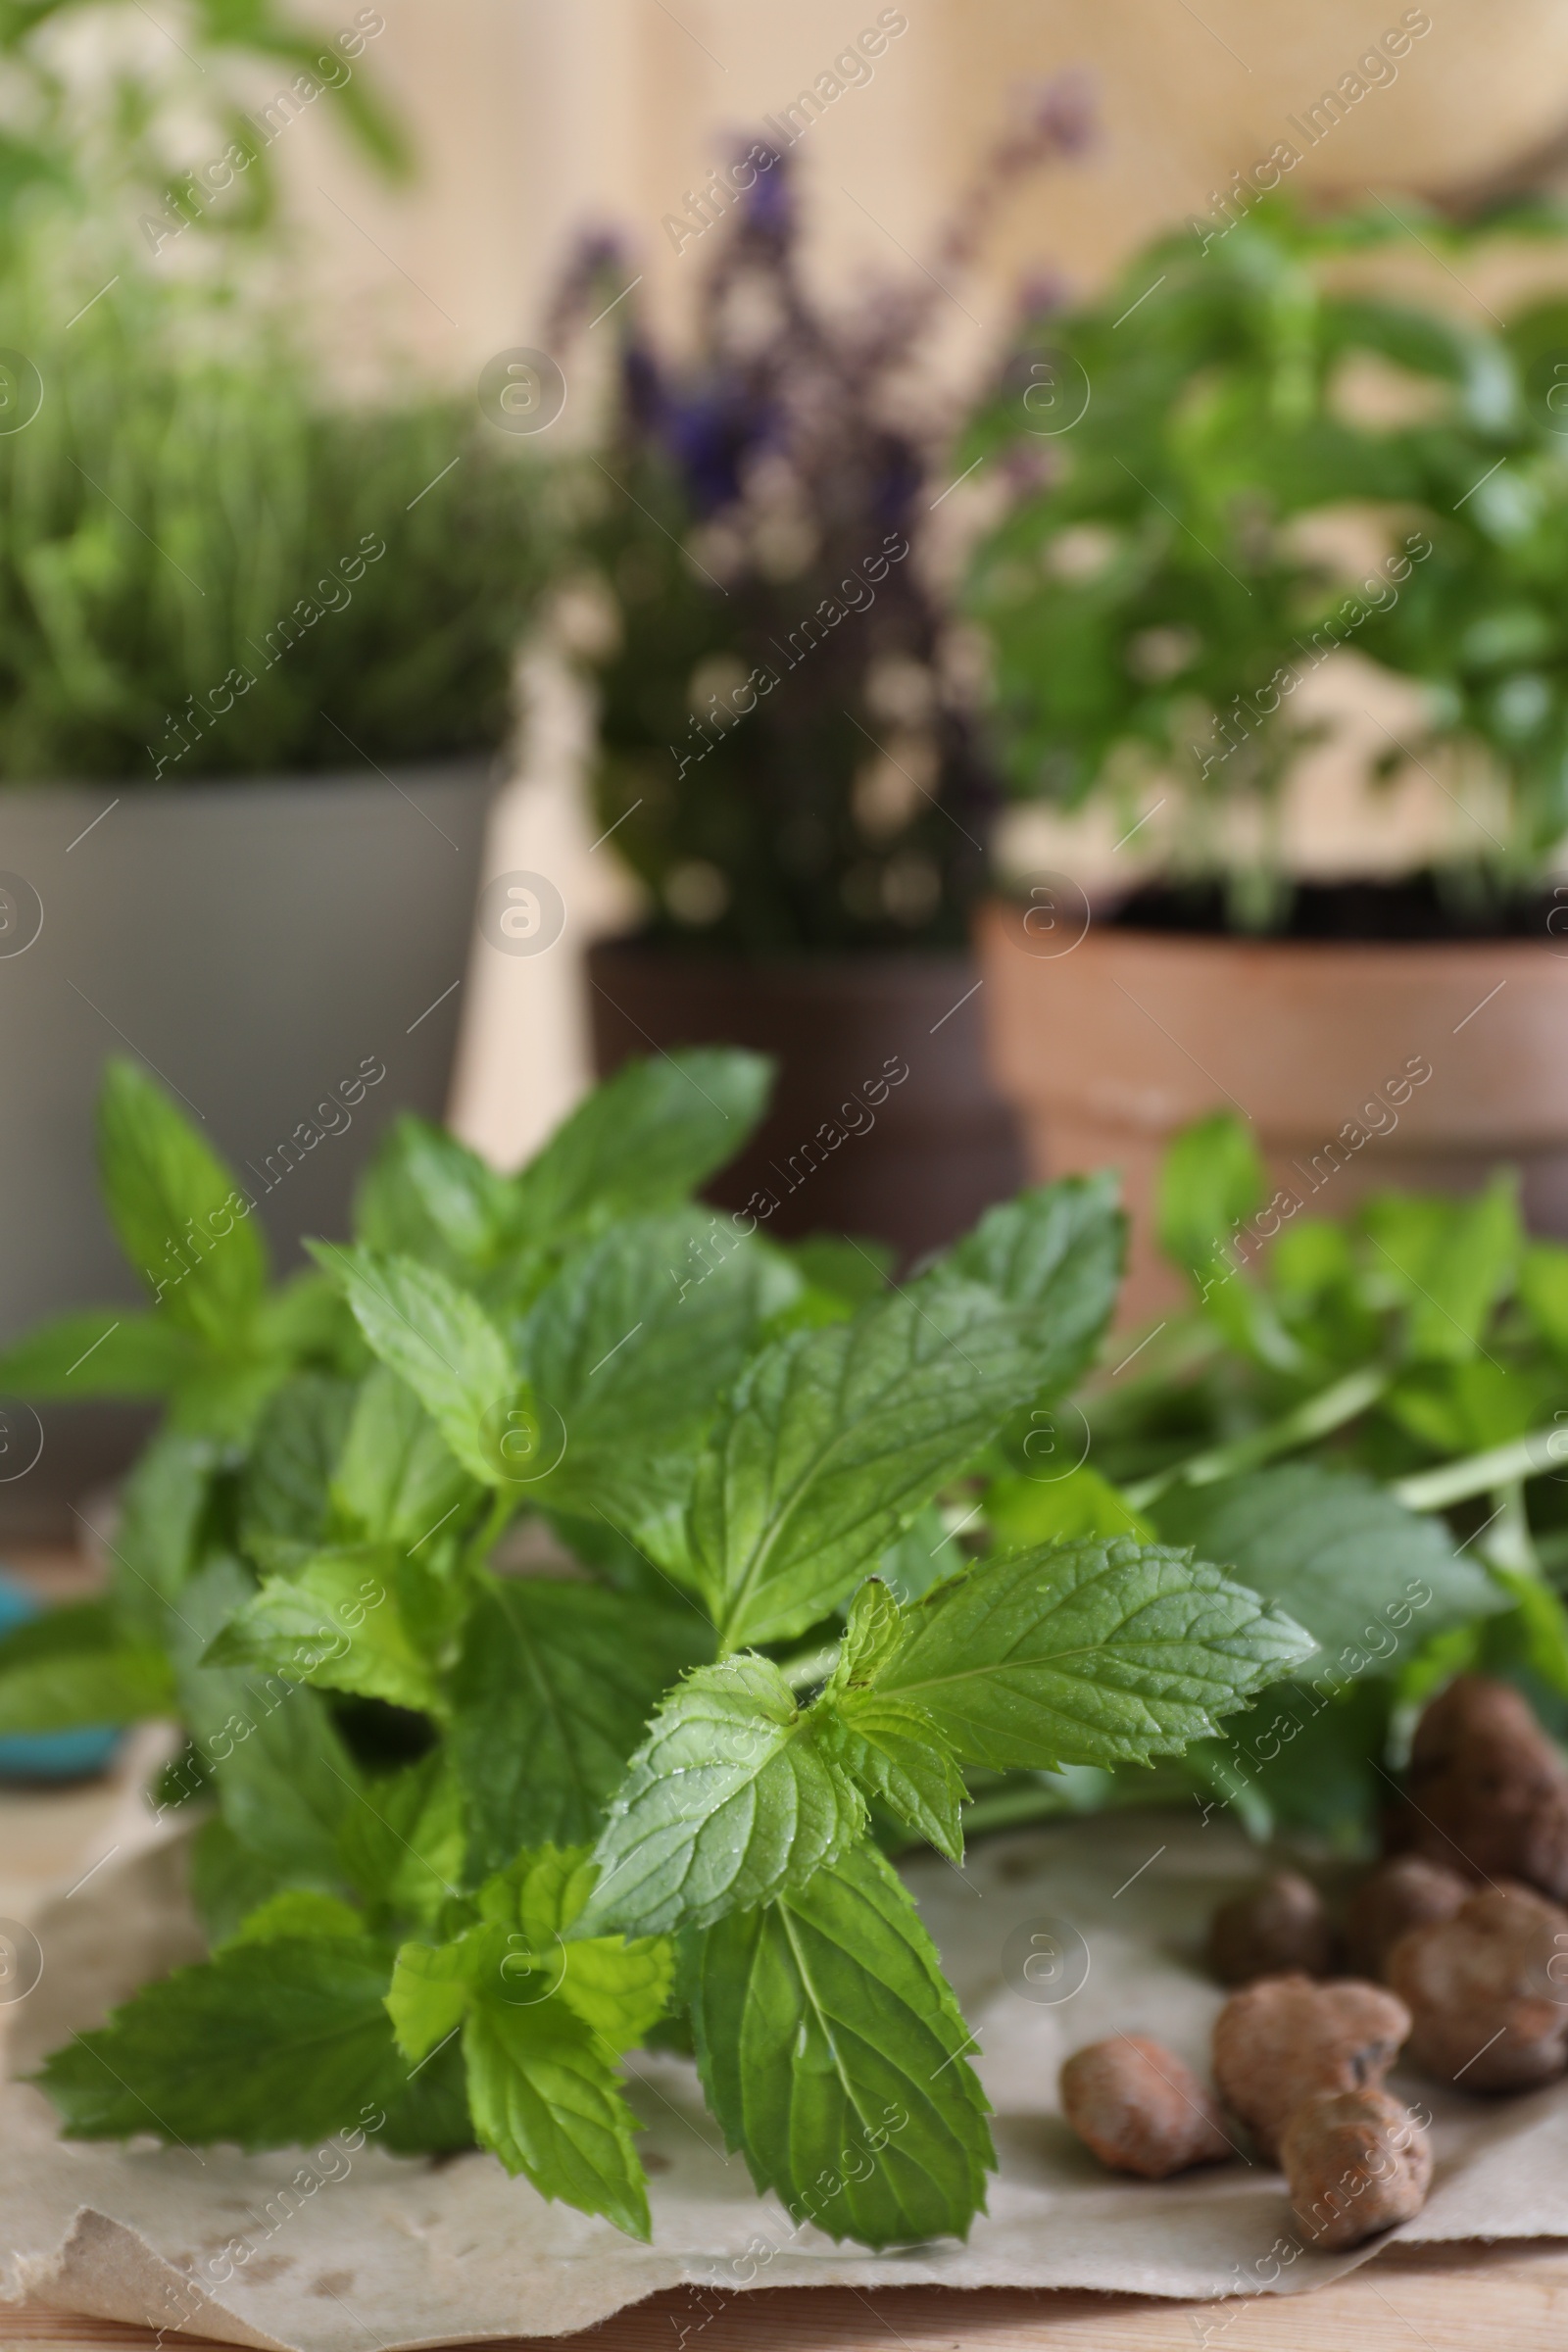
[1124,1363,1390,1509]
[1393,1429,1568,1512]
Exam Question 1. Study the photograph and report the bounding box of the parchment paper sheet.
[5,1810,1568,2349]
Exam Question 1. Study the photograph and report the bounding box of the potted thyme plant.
[960,194,1568,1314]
[0,6,551,1519]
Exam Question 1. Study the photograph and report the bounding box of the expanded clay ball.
[1059,2035,1232,2180]
[1211,1974,1411,2161]
[1392,1676,1568,1902]
[1280,2087,1432,2250]
[1388,1882,1568,2091]
[1345,1856,1468,1982]
[1206,1870,1335,1985]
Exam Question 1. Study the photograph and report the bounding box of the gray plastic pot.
[0,760,494,1529]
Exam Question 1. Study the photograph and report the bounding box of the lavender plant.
[550,88,1091,955]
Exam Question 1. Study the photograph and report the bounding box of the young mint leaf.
[311,1244,518,1487]
[472,1846,675,2051]
[818,1583,966,1857]
[1156,1115,1302,1370]
[188,1816,293,1945]
[787,1235,895,1318]
[693,1281,1043,1651]
[169,1559,361,1883]
[237,1374,359,1572]
[508,1050,772,1251]
[934,1173,1125,1397]
[338,1751,466,1929]
[110,1428,216,1641]
[520,1211,781,1529]
[1520,1241,1568,1361]
[204,1545,441,1715]
[985,1464,1153,1549]
[817,1697,967,1862]
[1152,1462,1505,1672]
[0,1307,195,1397]
[578,1655,865,1938]
[355,1114,514,1277]
[688,1839,992,2247]
[0,1602,174,1733]
[876,1504,964,1604]
[255,1268,366,1374]
[36,1936,416,2149]
[386,1860,657,2241]
[220,1890,366,1947]
[1362,1173,1522,1363]
[331,1365,474,1545]
[1157,1111,1265,1278]
[448,1582,709,1876]
[464,1994,650,2239]
[871,1537,1317,1771]
[97,1058,267,1345]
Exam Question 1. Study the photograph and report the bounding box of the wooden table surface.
[6,1549,1568,2348]
[5,2240,1568,2351]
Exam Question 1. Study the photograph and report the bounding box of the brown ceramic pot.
[587,939,1023,1265]
[976,897,1568,1323]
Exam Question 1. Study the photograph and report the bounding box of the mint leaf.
[512,1848,673,2050]
[204,1546,440,1715]
[386,1850,659,2240]
[221,1890,366,1947]
[1152,1462,1504,1672]
[0,1307,195,1397]
[338,1751,466,1928]
[448,1581,708,1876]
[936,1173,1124,1396]
[510,1050,771,1250]
[693,1282,1042,1651]
[169,1559,361,1882]
[521,1211,781,1528]
[688,1839,992,2247]
[985,1464,1153,1548]
[97,1059,267,1345]
[579,1656,864,1937]
[237,1374,358,1571]
[332,1365,474,1545]
[188,1816,294,1944]
[1157,1110,1265,1277]
[312,1245,517,1487]
[1362,1174,1522,1362]
[788,1236,894,1317]
[36,1936,416,2149]
[819,1697,967,1862]
[0,1602,173,1732]
[111,1429,216,1640]
[356,1114,514,1276]
[872,1537,1317,1771]
[464,1995,649,2239]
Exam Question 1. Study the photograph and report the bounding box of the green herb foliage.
[0,1050,1324,2249]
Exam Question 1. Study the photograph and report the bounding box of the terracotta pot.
[976,896,1568,1324]
[587,940,1024,1265]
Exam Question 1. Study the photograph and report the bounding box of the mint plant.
[1036,1112,1568,1845]
[0,1054,1312,2247]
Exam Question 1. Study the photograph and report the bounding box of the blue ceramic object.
[0,1570,121,1781]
